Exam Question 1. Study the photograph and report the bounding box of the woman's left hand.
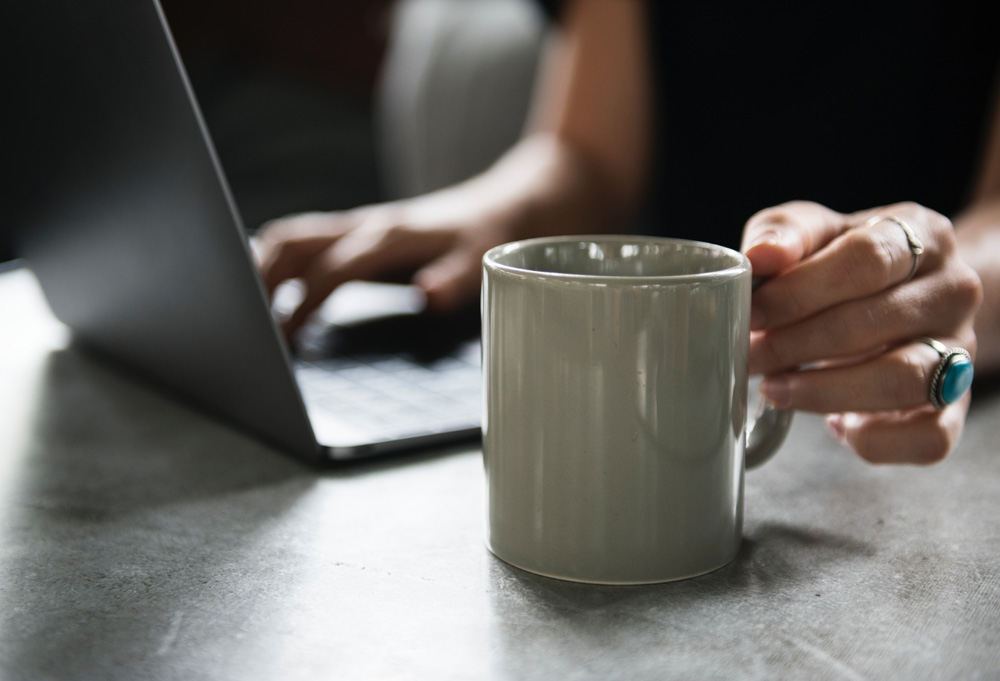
[743,200,983,464]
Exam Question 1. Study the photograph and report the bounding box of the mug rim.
[483,235,750,284]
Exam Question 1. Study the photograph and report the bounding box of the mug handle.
[745,399,793,469]
[744,276,793,469]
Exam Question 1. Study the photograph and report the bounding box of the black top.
[538,1,999,248]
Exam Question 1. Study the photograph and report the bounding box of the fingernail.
[747,231,780,250]
[826,414,845,441]
[753,224,804,252]
[759,376,790,408]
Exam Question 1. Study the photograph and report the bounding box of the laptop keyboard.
[293,340,482,446]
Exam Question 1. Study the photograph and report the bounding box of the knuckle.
[380,222,410,241]
[756,333,790,374]
[953,265,984,312]
[772,199,814,216]
[254,224,282,250]
[367,220,414,248]
[836,231,895,291]
[900,201,956,253]
[257,216,284,234]
[888,201,930,227]
[746,206,787,232]
[905,201,953,231]
[257,219,312,256]
[748,200,818,226]
[929,209,954,235]
[893,351,930,404]
[889,200,923,217]
[259,237,290,267]
[276,237,313,266]
[928,217,957,257]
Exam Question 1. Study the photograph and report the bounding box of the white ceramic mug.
[481,236,792,584]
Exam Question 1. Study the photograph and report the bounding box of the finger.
[826,393,970,465]
[758,337,971,413]
[282,223,456,336]
[750,203,951,331]
[414,248,486,314]
[750,259,981,375]
[256,213,356,294]
[742,201,848,277]
[260,235,342,295]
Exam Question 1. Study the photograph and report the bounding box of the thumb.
[742,201,847,277]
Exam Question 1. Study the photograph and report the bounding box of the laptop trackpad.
[285,280,480,360]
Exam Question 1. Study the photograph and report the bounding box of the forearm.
[422,132,631,238]
[478,0,651,240]
[404,0,651,245]
[955,197,1000,374]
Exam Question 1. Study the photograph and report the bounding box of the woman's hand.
[743,201,983,464]
[255,132,631,338]
[257,0,652,339]
[255,193,511,337]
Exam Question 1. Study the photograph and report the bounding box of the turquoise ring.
[919,338,974,409]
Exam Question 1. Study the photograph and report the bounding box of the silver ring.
[918,337,974,409]
[865,215,924,282]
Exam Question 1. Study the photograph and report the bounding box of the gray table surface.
[1,265,998,681]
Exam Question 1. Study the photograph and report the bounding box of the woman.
[256,0,999,464]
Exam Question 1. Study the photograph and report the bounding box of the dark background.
[4,0,394,264]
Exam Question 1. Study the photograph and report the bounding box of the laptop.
[11,0,481,463]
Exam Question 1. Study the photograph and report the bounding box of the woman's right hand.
[255,193,509,337]
[258,0,652,339]
[255,129,633,339]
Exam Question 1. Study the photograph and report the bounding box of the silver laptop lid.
[15,0,323,462]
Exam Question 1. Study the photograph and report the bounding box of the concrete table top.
[1,265,998,680]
